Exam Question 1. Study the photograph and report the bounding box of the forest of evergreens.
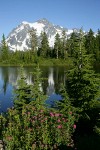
[0,28,100,65]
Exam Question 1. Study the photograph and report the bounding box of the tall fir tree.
[1,34,9,62]
[65,29,100,136]
[30,64,47,109]
[94,29,100,62]
[67,31,79,57]
[14,66,31,111]
[85,29,95,55]
[61,30,67,59]
[29,28,38,58]
[53,33,61,59]
[40,32,50,58]
[66,29,100,112]
[57,83,75,114]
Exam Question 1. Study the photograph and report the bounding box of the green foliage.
[29,65,47,109]
[14,66,31,111]
[53,33,61,59]
[66,29,100,112]
[39,32,50,58]
[59,30,68,59]
[0,34,9,62]
[0,65,77,149]
[0,27,100,149]
[94,29,100,62]
[1,105,76,149]
[64,29,100,140]
[58,84,75,113]
[85,29,95,55]
[0,28,100,66]
[67,31,79,57]
[29,28,38,57]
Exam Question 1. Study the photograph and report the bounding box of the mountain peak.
[6,19,74,51]
[22,21,29,24]
[37,18,51,25]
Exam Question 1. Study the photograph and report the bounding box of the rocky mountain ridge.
[6,18,78,51]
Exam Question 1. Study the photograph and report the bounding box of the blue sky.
[0,0,100,40]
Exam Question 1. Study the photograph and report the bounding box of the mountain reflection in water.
[0,66,66,113]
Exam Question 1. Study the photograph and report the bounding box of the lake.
[0,66,68,113]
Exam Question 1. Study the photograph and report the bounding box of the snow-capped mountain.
[6,18,75,51]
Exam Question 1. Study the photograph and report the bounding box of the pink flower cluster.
[73,124,76,129]
[50,112,54,117]
[57,125,62,129]
[49,112,69,129]
[50,112,63,117]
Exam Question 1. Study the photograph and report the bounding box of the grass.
[0,58,73,67]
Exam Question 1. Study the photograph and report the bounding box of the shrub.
[1,104,76,149]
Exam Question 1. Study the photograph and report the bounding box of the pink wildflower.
[28,112,30,115]
[40,109,44,113]
[57,119,61,122]
[41,120,44,122]
[59,113,63,116]
[55,113,60,117]
[73,124,76,129]
[50,112,54,117]
[33,116,37,119]
[45,117,47,120]
[57,125,62,129]
[69,111,72,115]
[32,120,35,123]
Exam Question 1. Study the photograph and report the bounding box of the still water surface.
[0,66,67,113]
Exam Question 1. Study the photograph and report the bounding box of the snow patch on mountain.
[32,22,45,36]
[48,34,56,47]
[67,29,73,35]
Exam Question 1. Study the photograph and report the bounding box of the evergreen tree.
[14,65,47,111]
[66,29,100,112]
[85,29,95,55]
[94,29,100,61]
[61,30,67,59]
[24,51,31,63]
[29,28,38,57]
[14,50,20,62]
[30,65,47,109]
[65,29,100,136]
[53,33,61,59]
[67,31,79,57]
[14,66,31,111]
[57,84,75,113]
[1,34,9,62]
[40,32,50,58]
